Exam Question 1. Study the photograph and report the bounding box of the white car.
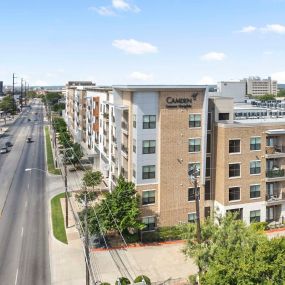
[0,147,8,154]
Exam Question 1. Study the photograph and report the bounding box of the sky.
[1,0,285,86]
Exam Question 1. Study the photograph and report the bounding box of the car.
[27,118,31,121]
[26,137,32,143]
[90,234,106,248]
[5,141,12,147]
[0,147,8,154]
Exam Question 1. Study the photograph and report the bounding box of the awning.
[266,129,285,135]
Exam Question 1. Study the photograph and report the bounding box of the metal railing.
[266,145,285,154]
[266,169,285,178]
[266,192,285,201]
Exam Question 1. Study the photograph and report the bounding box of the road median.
[51,193,68,244]
[44,126,61,175]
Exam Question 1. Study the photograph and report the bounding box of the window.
[219,113,230,120]
[133,139,136,153]
[250,137,261,151]
[229,163,240,178]
[207,113,212,131]
[189,114,201,128]
[142,190,155,205]
[204,207,211,219]
[133,169,136,178]
[188,187,200,201]
[206,157,211,177]
[142,216,156,231]
[250,210,261,223]
[142,165,155,179]
[188,163,200,177]
[229,187,240,201]
[250,185,261,198]
[205,180,211,200]
[133,114,136,128]
[143,140,156,154]
[207,133,211,153]
[143,115,156,129]
[229,139,240,153]
[188,213,197,223]
[188,138,201,153]
[250,160,261,175]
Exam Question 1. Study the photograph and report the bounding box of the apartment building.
[243,76,278,96]
[65,84,285,229]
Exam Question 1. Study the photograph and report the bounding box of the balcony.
[265,145,285,158]
[111,155,116,163]
[121,144,128,159]
[121,121,128,135]
[265,168,285,182]
[266,192,285,205]
[103,113,109,121]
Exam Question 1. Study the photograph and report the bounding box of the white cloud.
[198,76,215,85]
[112,0,140,12]
[261,24,285,34]
[130,71,153,81]
[263,51,273,55]
[238,25,257,33]
[89,6,115,16]
[201,52,226,61]
[112,39,158,55]
[271,71,285,82]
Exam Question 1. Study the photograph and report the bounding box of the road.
[0,103,50,285]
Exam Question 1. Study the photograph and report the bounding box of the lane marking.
[25,201,28,208]
[21,227,24,237]
[15,268,18,285]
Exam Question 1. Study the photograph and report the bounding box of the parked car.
[26,137,32,143]
[5,141,12,148]
[0,146,8,154]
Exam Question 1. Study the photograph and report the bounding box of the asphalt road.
[0,103,50,285]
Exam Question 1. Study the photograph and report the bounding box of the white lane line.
[25,201,28,208]
[15,268,18,285]
[21,227,24,237]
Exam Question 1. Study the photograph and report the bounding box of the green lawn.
[44,126,61,175]
[51,193,68,244]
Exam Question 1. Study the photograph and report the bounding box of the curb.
[92,239,185,252]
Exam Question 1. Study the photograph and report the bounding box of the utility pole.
[84,192,90,285]
[12,73,17,112]
[20,78,23,110]
[64,162,68,228]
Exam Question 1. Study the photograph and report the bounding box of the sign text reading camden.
[165,92,198,108]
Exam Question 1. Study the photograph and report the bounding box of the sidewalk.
[47,174,86,285]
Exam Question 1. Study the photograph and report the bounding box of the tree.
[0,96,17,114]
[180,214,285,284]
[257,94,276,101]
[53,117,67,133]
[75,170,103,203]
[68,143,84,167]
[88,176,144,235]
[277,89,285,97]
[52,102,65,113]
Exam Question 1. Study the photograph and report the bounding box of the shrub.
[115,277,131,285]
[250,221,268,232]
[134,275,151,285]
[101,283,111,285]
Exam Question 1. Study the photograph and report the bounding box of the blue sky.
[1,0,285,86]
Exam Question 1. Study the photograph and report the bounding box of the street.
[0,103,50,284]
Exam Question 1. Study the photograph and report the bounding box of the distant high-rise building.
[243,77,277,96]
[0,81,3,95]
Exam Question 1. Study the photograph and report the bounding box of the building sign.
[165,93,198,108]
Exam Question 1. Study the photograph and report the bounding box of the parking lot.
[91,242,197,284]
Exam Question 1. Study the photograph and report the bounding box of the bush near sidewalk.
[45,126,61,175]
[51,193,68,244]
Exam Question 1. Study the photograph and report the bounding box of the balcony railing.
[121,145,128,154]
[266,169,285,178]
[266,192,285,201]
[121,121,128,132]
[112,136,117,143]
[266,145,285,155]
[103,113,109,120]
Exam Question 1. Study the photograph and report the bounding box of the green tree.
[52,102,65,113]
[75,170,103,203]
[180,214,285,284]
[277,89,285,97]
[53,117,67,133]
[88,176,144,235]
[0,96,17,114]
[68,143,84,167]
[257,94,276,101]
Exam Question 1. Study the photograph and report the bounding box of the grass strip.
[45,126,61,175]
[51,193,68,244]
